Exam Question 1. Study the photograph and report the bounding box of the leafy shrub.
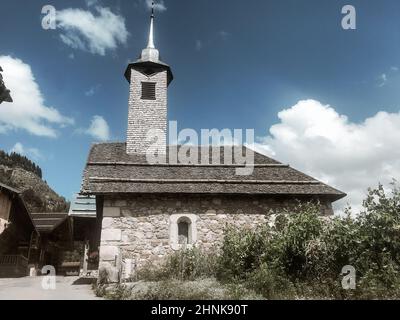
[217,225,270,281]
[133,280,220,300]
[137,247,218,281]
[216,181,400,299]
[265,202,324,280]
[246,263,296,299]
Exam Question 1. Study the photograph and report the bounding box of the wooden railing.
[0,255,28,267]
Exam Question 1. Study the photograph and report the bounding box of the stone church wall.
[98,194,333,281]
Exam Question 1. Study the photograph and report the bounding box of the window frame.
[169,214,197,251]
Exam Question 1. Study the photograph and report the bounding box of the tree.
[0,149,43,178]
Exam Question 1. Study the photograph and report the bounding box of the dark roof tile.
[80,143,346,201]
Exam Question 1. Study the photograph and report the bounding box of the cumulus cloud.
[145,0,167,12]
[0,55,74,137]
[57,6,129,56]
[10,142,43,161]
[252,99,400,213]
[84,115,111,141]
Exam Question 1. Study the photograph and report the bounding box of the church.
[80,9,346,281]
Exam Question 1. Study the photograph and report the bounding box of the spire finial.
[147,1,155,49]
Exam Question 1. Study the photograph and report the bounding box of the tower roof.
[125,2,173,84]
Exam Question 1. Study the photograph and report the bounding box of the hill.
[0,150,69,213]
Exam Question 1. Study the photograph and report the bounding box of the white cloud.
[378,73,388,87]
[253,99,400,213]
[377,67,398,87]
[85,0,99,7]
[145,0,167,12]
[85,115,110,141]
[0,55,74,137]
[10,142,43,161]
[57,6,129,56]
[85,84,101,97]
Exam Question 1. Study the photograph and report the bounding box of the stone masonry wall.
[98,194,333,281]
[126,69,168,155]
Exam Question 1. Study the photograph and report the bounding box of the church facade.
[80,12,346,281]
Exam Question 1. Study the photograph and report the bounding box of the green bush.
[217,224,270,281]
[133,280,221,300]
[137,247,218,281]
[216,181,400,299]
[246,263,296,299]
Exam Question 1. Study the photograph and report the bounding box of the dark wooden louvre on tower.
[141,82,156,100]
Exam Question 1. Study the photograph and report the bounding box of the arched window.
[170,214,197,250]
[178,219,190,245]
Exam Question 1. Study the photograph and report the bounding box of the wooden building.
[0,183,38,277]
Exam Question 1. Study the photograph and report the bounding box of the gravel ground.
[0,276,102,300]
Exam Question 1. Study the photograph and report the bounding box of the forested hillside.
[0,149,69,213]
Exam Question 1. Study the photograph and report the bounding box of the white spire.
[140,1,159,62]
[147,4,155,49]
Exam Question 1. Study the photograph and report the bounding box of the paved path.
[0,276,102,300]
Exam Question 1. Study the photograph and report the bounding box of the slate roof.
[80,143,346,201]
[68,194,96,218]
[30,213,68,233]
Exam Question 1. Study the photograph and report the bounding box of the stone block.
[100,245,119,261]
[102,217,114,229]
[102,228,122,241]
[104,207,121,217]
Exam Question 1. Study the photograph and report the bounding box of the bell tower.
[124,3,173,155]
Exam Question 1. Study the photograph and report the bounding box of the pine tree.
[0,149,42,178]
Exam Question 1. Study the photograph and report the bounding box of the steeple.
[147,3,155,49]
[140,2,159,62]
[124,3,173,155]
[124,1,173,84]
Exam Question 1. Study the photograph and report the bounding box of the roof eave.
[124,60,174,85]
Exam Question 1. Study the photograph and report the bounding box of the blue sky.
[0,0,399,211]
